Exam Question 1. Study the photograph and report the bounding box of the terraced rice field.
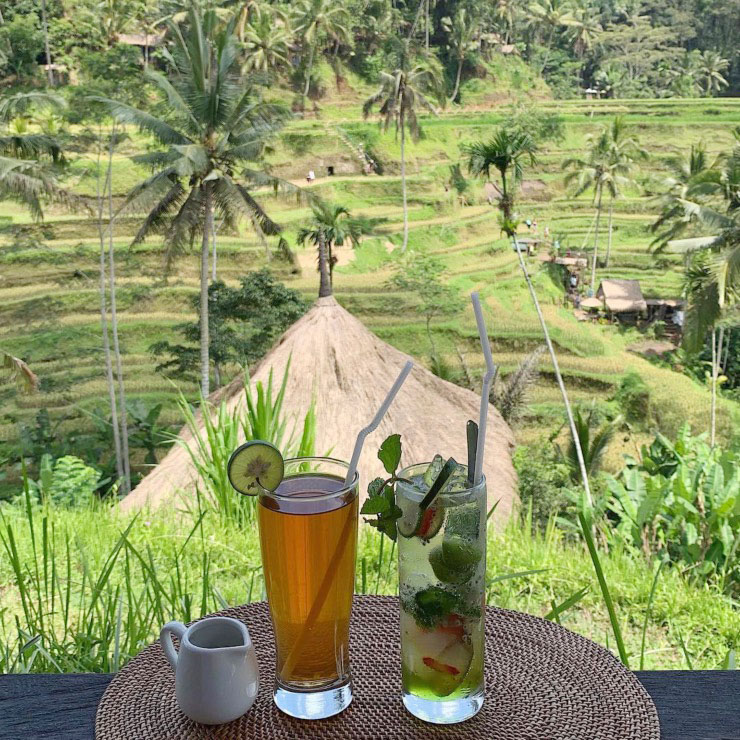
[1,96,739,494]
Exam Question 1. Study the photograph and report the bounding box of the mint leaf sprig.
[360,434,408,542]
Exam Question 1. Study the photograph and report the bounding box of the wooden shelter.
[596,279,647,320]
[121,297,517,520]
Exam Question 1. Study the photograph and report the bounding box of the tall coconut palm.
[294,0,352,101]
[297,203,367,296]
[464,127,602,540]
[464,128,537,237]
[441,7,479,104]
[103,6,292,395]
[363,47,442,252]
[652,130,740,443]
[0,92,68,219]
[563,123,636,291]
[696,50,729,96]
[242,5,291,75]
[493,0,519,44]
[566,2,601,59]
[601,117,647,267]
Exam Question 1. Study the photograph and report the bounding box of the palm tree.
[441,7,479,104]
[696,50,729,96]
[0,92,68,219]
[294,0,352,101]
[103,6,292,395]
[602,117,647,267]
[566,2,601,59]
[493,0,518,44]
[464,128,537,237]
[242,5,291,75]
[297,203,367,296]
[667,51,702,97]
[363,47,442,252]
[652,131,740,443]
[558,407,618,482]
[563,122,638,291]
[527,0,574,72]
[464,129,597,515]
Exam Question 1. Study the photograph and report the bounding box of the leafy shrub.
[514,443,572,530]
[607,426,740,592]
[651,320,666,339]
[0,13,42,80]
[35,455,100,507]
[613,372,651,424]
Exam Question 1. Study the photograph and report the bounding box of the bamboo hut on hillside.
[122,297,517,520]
[596,279,647,321]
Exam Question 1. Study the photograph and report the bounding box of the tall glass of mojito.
[258,457,359,719]
[396,457,486,724]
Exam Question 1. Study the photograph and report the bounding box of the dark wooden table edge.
[1,671,739,739]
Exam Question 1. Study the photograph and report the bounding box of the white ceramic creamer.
[160,616,259,725]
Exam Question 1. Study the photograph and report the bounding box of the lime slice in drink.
[429,545,475,584]
[227,440,284,496]
[442,535,483,569]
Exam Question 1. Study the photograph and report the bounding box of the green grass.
[1,494,736,673]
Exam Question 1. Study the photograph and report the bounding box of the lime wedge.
[227,441,284,496]
[442,536,483,569]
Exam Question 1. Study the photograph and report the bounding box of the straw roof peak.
[121,299,517,520]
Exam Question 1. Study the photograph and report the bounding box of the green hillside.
[1,96,739,496]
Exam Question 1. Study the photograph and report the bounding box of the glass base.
[274,681,352,720]
[403,690,484,724]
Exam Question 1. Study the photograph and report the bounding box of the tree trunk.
[500,171,510,225]
[426,315,437,359]
[200,183,213,396]
[590,184,603,294]
[95,128,123,488]
[710,325,722,447]
[303,42,316,100]
[144,30,149,70]
[721,328,731,372]
[328,240,334,289]
[401,114,409,252]
[211,218,218,282]
[106,125,131,495]
[449,55,463,103]
[605,197,614,268]
[318,233,332,297]
[213,363,221,389]
[425,0,430,50]
[41,0,54,86]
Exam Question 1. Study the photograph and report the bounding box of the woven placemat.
[96,595,660,739]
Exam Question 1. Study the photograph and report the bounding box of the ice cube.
[423,455,446,488]
[441,463,470,493]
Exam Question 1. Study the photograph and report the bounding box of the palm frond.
[1,352,39,393]
[94,97,189,147]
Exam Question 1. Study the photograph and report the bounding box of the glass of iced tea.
[258,457,359,720]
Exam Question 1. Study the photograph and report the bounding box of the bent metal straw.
[281,360,414,680]
[471,292,497,485]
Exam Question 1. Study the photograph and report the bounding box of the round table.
[96,594,660,739]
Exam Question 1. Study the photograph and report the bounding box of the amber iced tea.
[258,460,358,708]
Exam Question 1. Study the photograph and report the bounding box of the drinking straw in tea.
[343,360,414,486]
[471,292,497,485]
[281,360,414,680]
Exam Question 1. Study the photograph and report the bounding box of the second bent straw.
[471,292,497,485]
[282,360,414,679]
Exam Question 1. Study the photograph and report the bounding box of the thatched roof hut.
[121,297,517,519]
[596,279,647,314]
